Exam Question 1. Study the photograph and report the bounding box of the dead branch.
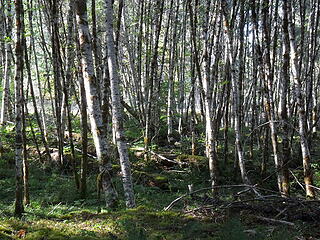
[150,150,185,166]
[252,215,295,227]
[164,184,259,211]
[289,170,306,192]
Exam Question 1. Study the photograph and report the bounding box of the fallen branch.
[48,202,62,214]
[252,215,295,227]
[274,207,289,219]
[150,150,185,166]
[289,170,305,192]
[74,146,97,159]
[164,184,259,211]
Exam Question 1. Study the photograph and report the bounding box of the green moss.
[0,225,13,240]
[177,154,207,165]
[133,171,169,189]
[112,164,121,172]
[25,229,65,240]
[154,175,167,181]
[0,232,12,240]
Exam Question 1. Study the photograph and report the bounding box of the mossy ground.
[0,131,316,239]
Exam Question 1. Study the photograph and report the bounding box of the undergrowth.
[0,123,315,239]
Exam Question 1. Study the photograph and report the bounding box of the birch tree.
[14,0,25,217]
[75,0,118,207]
[285,0,315,198]
[220,0,250,185]
[105,0,135,208]
[0,0,13,125]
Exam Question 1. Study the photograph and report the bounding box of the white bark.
[75,0,118,207]
[105,0,135,208]
[14,0,24,217]
[167,1,180,144]
[221,1,250,185]
[0,0,13,125]
[286,0,315,198]
[258,1,284,195]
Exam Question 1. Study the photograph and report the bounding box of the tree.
[0,0,13,125]
[75,0,117,207]
[14,0,25,217]
[285,0,315,198]
[105,0,135,208]
[221,0,250,185]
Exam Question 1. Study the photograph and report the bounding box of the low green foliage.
[0,121,315,240]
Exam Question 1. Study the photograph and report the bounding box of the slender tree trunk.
[221,0,250,185]
[25,0,52,162]
[50,0,64,167]
[105,0,135,208]
[65,0,79,189]
[0,0,13,125]
[178,7,187,135]
[14,0,25,217]
[286,0,315,198]
[0,5,4,80]
[22,85,29,205]
[29,0,48,139]
[279,1,292,196]
[91,0,102,100]
[75,17,88,197]
[79,68,88,198]
[144,0,164,159]
[75,0,118,207]
[190,56,196,156]
[189,0,219,188]
[262,0,284,195]
[167,0,179,144]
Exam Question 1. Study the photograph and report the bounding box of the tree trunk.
[65,0,79,189]
[262,0,285,195]
[75,0,118,207]
[50,0,64,167]
[29,0,48,140]
[221,0,250,185]
[279,0,292,196]
[144,0,164,159]
[105,0,135,208]
[167,0,179,144]
[0,0,13,125]
[75,18,88,198]
[14,0,25,217]
[25,0,52,162]
[78,67,88,198]
[286,0,315,198]
[189,0,219,188]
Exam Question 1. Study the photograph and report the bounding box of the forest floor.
[0,140,319,239]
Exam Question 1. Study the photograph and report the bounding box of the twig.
[252,215,295,227]
[167,170,188,173]
[274,207,288,219]
[164,184,259,211]
[48,202,62,214]
[289,170,306,192]
[244,120,299,145]
[289,170,320,194]
[73,146,97,159]
[164,193,188,211]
